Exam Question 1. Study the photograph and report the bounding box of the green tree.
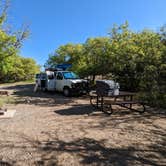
[0,0,40,82]
[82,37,111,81]
[46,43,84,73]
[46,22,166,108]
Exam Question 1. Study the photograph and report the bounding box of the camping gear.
[96,80,120,96]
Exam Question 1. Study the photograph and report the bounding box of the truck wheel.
[63,87,70,97]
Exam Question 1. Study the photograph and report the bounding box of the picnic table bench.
[89,90,146,115]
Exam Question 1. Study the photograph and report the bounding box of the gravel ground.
[0,83,166,166]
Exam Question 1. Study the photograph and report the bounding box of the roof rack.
[56,64,72,70]
[45,68,63,72]
[45,64,72,72]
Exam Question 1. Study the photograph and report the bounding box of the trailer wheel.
[63,87,70,97]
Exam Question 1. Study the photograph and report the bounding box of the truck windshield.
[63,72,79,79]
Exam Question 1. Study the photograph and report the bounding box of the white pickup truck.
[36,70,89,96]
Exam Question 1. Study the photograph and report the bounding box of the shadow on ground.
[1,84,78,107]
[37,138,165,166]
[0,161,12,166]
[3,84,59,98]
[55,104,98,115]
[0,84,166,165]
[52,106,166,165]
[0,107,165,165]
[0,132,165,166]
[54,101,166,117]
[90,108,166,129]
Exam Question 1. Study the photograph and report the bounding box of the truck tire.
[63,87,70,97]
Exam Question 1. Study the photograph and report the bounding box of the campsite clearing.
[0,83,165,166]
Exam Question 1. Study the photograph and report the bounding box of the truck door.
[47,73,56,91]
[56,72,64,91]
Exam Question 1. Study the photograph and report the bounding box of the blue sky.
[8,0,166,67]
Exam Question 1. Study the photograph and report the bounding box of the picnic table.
[89,90,146,115]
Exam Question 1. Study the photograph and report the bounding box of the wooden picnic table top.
[89,90,136,98]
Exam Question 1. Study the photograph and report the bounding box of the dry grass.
[0,96,15,107]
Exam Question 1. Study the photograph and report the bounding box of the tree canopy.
[0,0,40,82]
[46,22,166,108]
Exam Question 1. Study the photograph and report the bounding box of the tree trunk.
[92,74,96,83]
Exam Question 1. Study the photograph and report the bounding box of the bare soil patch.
[0,83,166,166]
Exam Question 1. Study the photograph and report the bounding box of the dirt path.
[0,83,166,166]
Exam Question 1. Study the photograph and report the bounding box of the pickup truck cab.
[55,71,89,96]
